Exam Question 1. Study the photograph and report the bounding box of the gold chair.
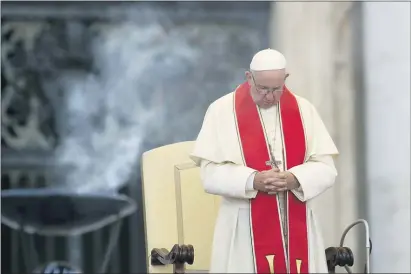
[141,141,220,274]
[141,141,369,274]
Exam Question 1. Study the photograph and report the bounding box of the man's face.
[246,69,288,108]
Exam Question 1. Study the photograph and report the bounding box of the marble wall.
[363,2,411,272]
[271,1,410,272]
[271,2,362,272]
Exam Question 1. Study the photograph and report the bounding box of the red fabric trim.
[234,82,308,273]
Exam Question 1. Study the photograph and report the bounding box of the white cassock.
[190,91,339,273]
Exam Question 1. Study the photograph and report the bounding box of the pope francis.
[190,49,339,273]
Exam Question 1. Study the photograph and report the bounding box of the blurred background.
[1,1,409,273]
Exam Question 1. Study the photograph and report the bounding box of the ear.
[245,71,253,84]
[285,72,290,80]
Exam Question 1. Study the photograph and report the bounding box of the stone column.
[362,2,410,272]
[270,2,361,271]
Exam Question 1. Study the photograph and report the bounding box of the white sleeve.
[289,155,337,202]
[200,160,258,199]
[246,172,257,191]
[287,100,339,202]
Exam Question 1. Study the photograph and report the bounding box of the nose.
[265,92,275,101]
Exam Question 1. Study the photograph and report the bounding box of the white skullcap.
[249,48,286,71]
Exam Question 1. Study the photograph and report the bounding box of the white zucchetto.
[249,48,287,71]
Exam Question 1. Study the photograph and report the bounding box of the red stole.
[234,82,309,274]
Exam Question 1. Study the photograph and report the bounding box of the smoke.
[52,6,262,193]
[54,15,201,193]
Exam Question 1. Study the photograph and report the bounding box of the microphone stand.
[339,219,372,274]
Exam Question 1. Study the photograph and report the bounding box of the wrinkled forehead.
[252,69,286,84]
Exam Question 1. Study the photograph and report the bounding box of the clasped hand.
[253,168,288,195]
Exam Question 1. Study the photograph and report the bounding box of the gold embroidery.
[296,259,302,274]
[265,255,275,274]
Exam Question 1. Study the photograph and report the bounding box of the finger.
[266,184,287,192]
[264,184,280,192]
[267,187,288,195]
[268,187,288,195]
[264,185,275,191]
[265,184,287,191]
[276,187,288,192]
[267,168,280,175]
[275,173,287,179]
[263,178,287,184]
[264,171,286,180]
[263,175,286,182]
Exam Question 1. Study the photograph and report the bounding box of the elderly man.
[190,49,339,273]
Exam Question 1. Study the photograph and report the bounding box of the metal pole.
[339,219,371,274]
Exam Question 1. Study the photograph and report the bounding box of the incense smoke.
[53,9,261,193]
[54,22,200,193]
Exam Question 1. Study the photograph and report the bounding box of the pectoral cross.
[265,159,282,169]
[266,143,282,169]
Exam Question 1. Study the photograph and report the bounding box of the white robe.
[190,91,339,273]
